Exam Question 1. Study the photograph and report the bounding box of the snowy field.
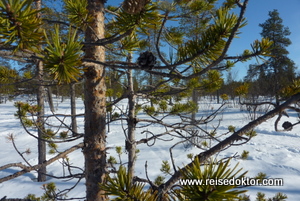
[0,96,300,200]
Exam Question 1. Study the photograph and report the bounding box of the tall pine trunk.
[35,0,46,182]
[37,60,46,182]
[83,0,108,200]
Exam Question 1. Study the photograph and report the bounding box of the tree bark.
[70,82,78,136]
[126,54,137,180]
[83,0,108,200]
[35,0,46,182]
[37,60,46,182]
[47,86,55,112]
[191,89,198,124]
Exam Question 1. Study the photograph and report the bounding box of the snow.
[0,97,300,200]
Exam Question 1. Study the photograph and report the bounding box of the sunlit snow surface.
[0,96,299,200]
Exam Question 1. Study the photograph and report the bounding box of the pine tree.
[0,0,279,200]
[247,9,296,104]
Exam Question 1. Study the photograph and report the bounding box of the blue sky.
[228,0,300,79]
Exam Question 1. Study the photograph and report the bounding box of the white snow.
[0,97,299,200]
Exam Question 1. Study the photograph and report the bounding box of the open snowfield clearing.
[0,97,299,200]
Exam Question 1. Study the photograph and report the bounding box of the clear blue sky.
[228,0,300,79]
[111,0,300,79]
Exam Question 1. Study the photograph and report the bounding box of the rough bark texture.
[83,0,107,200]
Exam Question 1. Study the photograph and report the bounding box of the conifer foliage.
[246,9,296,104]
[2,0,296,201]
[44,25,83,84]
[177,158,247,200]
[0,0,43,50]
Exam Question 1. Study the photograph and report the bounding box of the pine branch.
[43,19,83,32]
[155,11,170,66]
[0,163,28,171]
[182,0,250,80]
[158,91,300,199]
[0,50,40,63]
[84,28,134,46]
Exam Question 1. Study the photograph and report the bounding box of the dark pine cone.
[137,51,157,70]
[282,121,293,131]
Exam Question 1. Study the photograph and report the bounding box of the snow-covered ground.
[0,96,299,200]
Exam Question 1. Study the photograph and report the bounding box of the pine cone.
[282,121,293,131]
[137,51,157,70]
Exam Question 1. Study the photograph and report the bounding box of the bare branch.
[0,47,42,62]
[0,163,28,171]
[84,28,134,46]
[0,143,84,183]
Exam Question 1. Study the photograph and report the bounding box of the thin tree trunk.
[70,82,78,136]
[126,54,136,180]
[37,60,46,182]
[47,86,55,112]
[35,0,46,182]
[83,0,107,200]
[216,89,220,104]
[191,89,198,124]
[149,73,154,107]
